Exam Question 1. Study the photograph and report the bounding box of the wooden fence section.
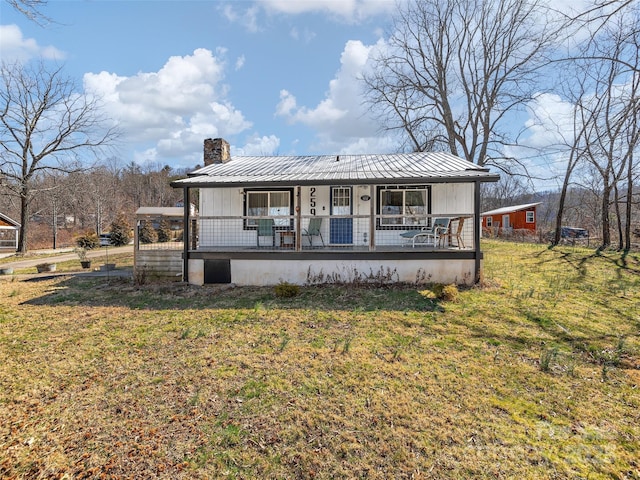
[135,250,182,281]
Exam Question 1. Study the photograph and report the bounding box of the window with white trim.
[486,217,492,227]
[245,190,292,227]
[377,186,430,228]
[526,211,535,223]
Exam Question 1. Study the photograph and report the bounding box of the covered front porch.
[178,209,483,286]
[190,213,474,252]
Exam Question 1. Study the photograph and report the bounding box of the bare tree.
[547,76,594,246]
[577,14,640,250]
[481,175,531,211]
[364,0,558,169]
[5,0,51,25]
[0,61,118,253]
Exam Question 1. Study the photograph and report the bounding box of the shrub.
[109,213,132,246]
[75,232,99,250]
[430,283,459,302]
[157,219,172,243]
[139,220,157,244]
[441,284,459,302]
[274,281,300,298]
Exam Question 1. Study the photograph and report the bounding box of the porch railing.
[187,214,475,251]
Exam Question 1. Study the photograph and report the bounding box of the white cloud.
[235,135,281,155]
[83,48,252,165]
[221,4,261,32]
[289,26,317,43]
[523,93,577,149]
[262,0,395,22]
[0,24,65,62]
[235,55,246,70]
[276,39,393,153]
[221,0,395,31]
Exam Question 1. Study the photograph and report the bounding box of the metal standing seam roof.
[481,202,541,217]
[171,152,500,188]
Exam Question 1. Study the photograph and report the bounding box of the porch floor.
[193,244,472,253]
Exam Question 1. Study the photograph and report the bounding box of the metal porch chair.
[400,217,451,248]
[302,217,324,247]
[257,218,275,247]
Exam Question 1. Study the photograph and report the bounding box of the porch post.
[295,186,302,251]
[369,184,375,251]
[474,180,482,283]
[182,187,189,282]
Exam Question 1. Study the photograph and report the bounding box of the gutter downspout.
[182,187,189,283]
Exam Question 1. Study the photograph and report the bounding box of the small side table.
[280,231,295,248]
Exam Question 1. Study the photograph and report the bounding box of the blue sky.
[3,0,614,193]
[1,0,401,169]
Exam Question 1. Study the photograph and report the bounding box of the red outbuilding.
[481,202,541,235]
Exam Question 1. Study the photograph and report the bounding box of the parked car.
[560,227,589,239]
[99,233,112,246]
[545,227,589,243]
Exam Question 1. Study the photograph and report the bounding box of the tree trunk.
[600,183,611,248]
[553,179,570,246]
[613,183,623,250]
[624,157,633,251]
[18,189,29,253]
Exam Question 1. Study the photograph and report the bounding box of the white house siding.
[199,188,252,247]
[198,183,474,248]
[187,258,477,287]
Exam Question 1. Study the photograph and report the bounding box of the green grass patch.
[0,240,638,478]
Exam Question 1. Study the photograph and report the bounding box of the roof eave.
[0,212,20,227]
[170,173,500,189]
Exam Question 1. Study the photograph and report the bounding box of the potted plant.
[0,266,13,275]
[36,263,56,273]
[75,247,92,269]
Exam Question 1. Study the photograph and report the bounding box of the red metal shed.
[481,202,541,234]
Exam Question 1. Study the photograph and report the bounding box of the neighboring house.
[170,138,500,286]
[481,202,541,235]
[136,206,193,232]
[0,212,19,252]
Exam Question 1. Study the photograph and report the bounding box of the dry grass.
[0,240,638,479]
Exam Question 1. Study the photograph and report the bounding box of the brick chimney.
[203,138,230,166]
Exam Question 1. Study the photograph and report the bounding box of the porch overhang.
[170,172,500,189]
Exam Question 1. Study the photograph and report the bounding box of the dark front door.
[330,186,352,245]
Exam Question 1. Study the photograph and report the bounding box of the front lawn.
[1,240,638,478]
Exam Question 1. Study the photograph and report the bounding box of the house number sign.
[310,187,316,215]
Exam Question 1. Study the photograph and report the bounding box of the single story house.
[0,212,20,251]
[481,202,541,234]
[170,138,500,286]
